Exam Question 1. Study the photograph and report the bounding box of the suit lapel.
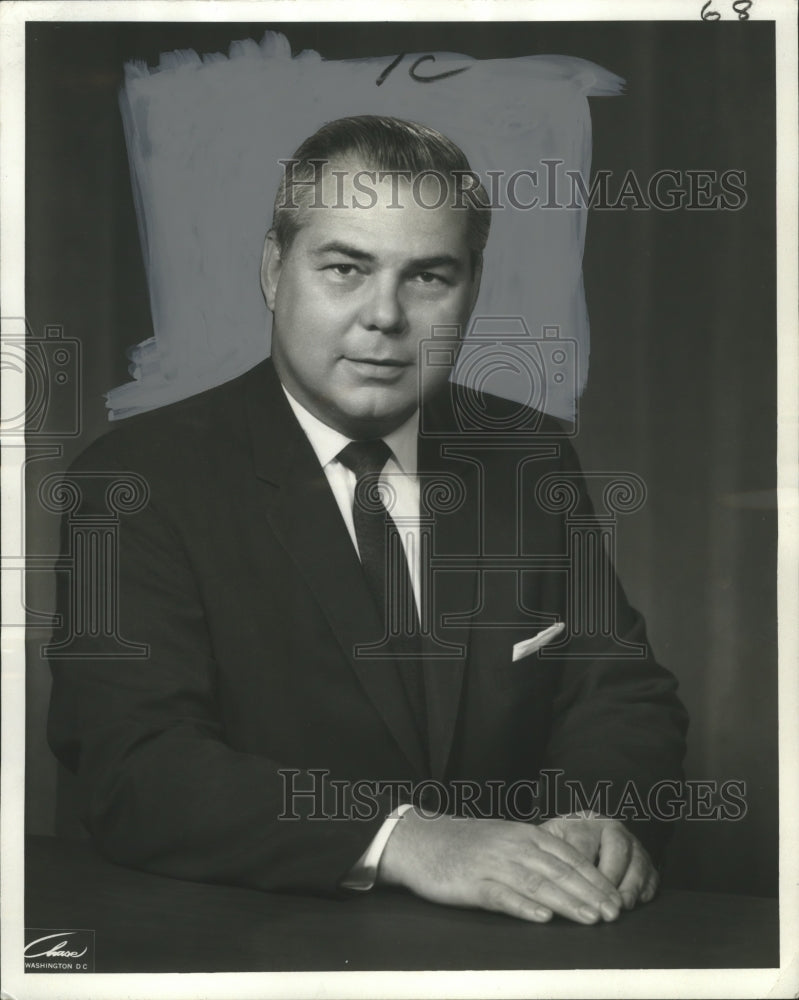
[245,361,428,777]
[417,387,479,780]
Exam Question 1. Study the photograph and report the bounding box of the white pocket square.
[512,622,565,662]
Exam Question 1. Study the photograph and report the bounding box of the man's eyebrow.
[311,241,375,261]
[406,254,463,271]
[310,243,465,271]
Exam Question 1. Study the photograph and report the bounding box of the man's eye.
[415,272,448,285]
[328,264,359,276]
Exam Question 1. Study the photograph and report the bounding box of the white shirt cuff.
[339,803,414,891]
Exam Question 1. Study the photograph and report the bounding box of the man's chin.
[329,402,417,439]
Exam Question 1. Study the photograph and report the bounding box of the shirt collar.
[282,385,418,476]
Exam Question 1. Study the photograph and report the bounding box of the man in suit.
[48,116,688,927]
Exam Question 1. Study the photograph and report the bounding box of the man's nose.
[359,276,407,335]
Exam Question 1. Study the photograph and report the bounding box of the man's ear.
[260,230,283,311]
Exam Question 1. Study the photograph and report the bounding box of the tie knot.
[337,439,392,480]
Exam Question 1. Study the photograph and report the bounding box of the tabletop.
[23,834,779,973]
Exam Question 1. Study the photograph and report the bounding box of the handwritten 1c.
[376,53,471,87]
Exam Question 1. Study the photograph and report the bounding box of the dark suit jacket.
[48,358,688,895]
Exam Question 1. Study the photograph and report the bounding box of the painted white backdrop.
[110,32,623,420]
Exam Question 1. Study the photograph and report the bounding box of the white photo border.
[2,2,796,998]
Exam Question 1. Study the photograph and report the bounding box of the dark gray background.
[24,21,777,898]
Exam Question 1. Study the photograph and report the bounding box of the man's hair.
[271,115,492,271]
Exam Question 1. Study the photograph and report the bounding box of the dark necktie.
[337,439,420,636]
[337,440,427,746]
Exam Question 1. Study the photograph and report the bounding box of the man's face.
[261,160,481,439]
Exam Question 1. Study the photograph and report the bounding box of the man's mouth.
[344,357,412,378]
[346,357,410,367]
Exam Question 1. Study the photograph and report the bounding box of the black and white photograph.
[1,2,796,997]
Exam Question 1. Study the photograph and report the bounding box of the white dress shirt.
[282,386,421,888]
[283,387,422,619]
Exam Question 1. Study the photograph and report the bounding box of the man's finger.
[533,830,624,906]
[597,824,633,886]
[639,869,659,904]
[617,843,655,908]
[495,867,609,924]
[513,853,622,921]
[551,824,601,864]
[477,881,554,923]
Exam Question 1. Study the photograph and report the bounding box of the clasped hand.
[378,812,658,924]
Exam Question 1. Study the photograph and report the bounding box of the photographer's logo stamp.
[24,928,95,973]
